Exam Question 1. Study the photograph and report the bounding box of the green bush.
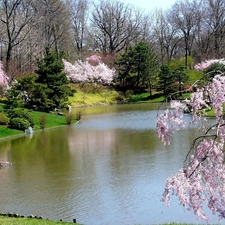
[39,113,47,129]
[10,108,34,127]
[64,112,74,125]
[9,117,30,131]
[0,112,9,125]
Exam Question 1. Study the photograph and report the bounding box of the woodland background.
[0,0,224,79]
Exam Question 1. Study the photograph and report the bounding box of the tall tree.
[151,9,181,64]
[90,0,142,54]
[35,0,71,58]
[158,64,173,95]
[36,52,74,110]
[205,0,225,58]
[168,0,201,68]
[116,41,157,92]
[68,0,89,60]
[0,0,36,72]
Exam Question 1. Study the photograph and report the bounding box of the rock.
[67,105,72,113]
[28,215,34,218]
[25,126,33,135]
[0,161,12,167]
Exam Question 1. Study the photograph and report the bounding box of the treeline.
[0,0,224,79]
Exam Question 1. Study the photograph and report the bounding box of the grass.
[0,126,24,138]
[0,108,78,139]
[127,92,166,103]
[31,111,73,130]
[0,216,78,225]
[0,217,213,225]
[69,83,121,106]
[69,84,168,107]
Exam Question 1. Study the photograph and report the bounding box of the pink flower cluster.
[63,59,116,85]
[157,101,186,145]
[163,139,225,222]
[0,61,8,87]
[157,73,225,221]
[194,58,225,71]
[86,54,102,66]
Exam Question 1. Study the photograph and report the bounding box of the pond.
[0,103,221,225]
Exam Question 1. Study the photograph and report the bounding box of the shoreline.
[0,122,80,141]
[0,101,154,141]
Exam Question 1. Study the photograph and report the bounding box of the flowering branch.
[157,70,225,222]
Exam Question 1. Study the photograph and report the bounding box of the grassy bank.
[68,84,166,107]
[0,216,78,225]
[0,216,208,225]
[0,107,79,139]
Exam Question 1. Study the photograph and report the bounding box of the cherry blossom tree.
[157,70,225,222]
[0,61,9,87]
[63,56,116,85]
[86,54,102,66]
[194,58,225,71]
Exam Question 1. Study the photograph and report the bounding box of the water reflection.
[0,103,221,225]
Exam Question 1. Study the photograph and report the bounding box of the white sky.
[121,0,177,12]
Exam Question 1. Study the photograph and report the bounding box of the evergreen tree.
[4,73,53,112]
[158,64,188,97]
[115,51,132,87]
[172,66,188,97]
[115,42,158,93]
[5,52,75,112]
[158,64,174,95]
[36,52,75,110]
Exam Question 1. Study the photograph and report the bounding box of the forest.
[0,0,224,78]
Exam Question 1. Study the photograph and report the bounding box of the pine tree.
[36,52,74,110]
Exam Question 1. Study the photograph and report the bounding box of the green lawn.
[0,216,78,225]
[127,92,166,103]
[0,109,78,139]
[0,216,212,225]
[31,111,71,130]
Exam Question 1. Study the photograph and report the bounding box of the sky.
[121,0,177,12]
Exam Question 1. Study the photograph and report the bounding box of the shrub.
[9,117,30,131]
[64,112,74,125]
[0,112,9,125]
[10,108,34,127]
[39,113,47,129]
[76,111,82,121]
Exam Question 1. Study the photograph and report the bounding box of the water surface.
[0,103,221,225]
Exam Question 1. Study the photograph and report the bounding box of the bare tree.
[90,0,142,55]
[151,9,181,64]
[35,0,71,59]
[168,0,201,68]
[0,0,36,72]
[204,0,225,58]
[191,0,209,62]
[68,0,89,60]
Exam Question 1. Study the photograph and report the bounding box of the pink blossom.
[0,61,8,87]
[63,59,116,85]
[157,104,186,145]
[86,54,102,66]
[157,72,225,222]
[194,58,225,71]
